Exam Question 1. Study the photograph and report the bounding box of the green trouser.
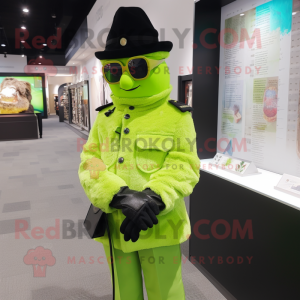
[103,242,186,300]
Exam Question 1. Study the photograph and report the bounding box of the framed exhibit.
[68,80,91,132]
[102,76,113,105]
[215,0,300,176]
[0,73,48,118]
[61,85,70,122]
[177,74,193,106]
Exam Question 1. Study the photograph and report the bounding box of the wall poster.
[217,0,300,175]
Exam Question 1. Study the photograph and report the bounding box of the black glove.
[110,187,165,231]
[143,188,165,209]
[120,217,141,242]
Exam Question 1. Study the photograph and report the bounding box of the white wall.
[48,84,59,114]
[77,0,195,126]
[0,54,27,73]
[47,76,74,115]
[48,76,74,85]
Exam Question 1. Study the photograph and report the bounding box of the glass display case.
[81,82,89,131]
[60,85,69,121]
[68,80,90,132]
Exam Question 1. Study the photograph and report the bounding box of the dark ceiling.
[0,0,96,65]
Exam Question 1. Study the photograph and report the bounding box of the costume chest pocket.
[135,134,173,173]
[100,133,120,168]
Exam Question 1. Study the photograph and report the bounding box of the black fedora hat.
[95,7,173,60]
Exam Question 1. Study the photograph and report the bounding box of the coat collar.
[110,85,173,111]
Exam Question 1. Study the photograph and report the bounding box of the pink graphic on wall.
[23,246,56,277]
[263,87,277,122]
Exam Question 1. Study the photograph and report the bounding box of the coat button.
[124,114,130,119]
[129,106,134,110]
[118,157,124,163]
[124,128,130,134]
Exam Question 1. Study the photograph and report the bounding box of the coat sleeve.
[143,112,200,216]
[78,113,127,213]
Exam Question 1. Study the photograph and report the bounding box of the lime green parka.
[78,85,200,253]
[79,50,200,253]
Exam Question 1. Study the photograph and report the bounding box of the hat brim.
[95,41,173,60]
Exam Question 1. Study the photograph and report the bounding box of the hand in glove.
[109,187,165,232]
[120,217,141,243]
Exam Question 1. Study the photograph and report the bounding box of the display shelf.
[60,85,69,122]
[200,158,300,211]
[68,81,90,132]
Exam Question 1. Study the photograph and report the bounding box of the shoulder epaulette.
[168,100,193,112]
[95,102,113,112]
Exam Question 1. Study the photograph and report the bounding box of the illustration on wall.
[82,83,89,129]
[263,87,278,122]
[233,104,242,123]
[0,76,44,115]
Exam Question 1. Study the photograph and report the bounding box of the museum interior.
[0,0,299,299]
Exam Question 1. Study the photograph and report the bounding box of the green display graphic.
[0,76,44,114]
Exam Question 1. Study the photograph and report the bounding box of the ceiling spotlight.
[21,41,25,43]
[1,43,6,47]
[22,54,24,57]
[51,13,56,19]
[21,25,26,29]
[240,13,245,16]
[38,63,41,64]
[43,43,47,46]
[39,56,42,58]
[292,12,297,15]
[23,8,29,13]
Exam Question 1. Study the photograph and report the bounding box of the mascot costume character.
[79,7,200,300]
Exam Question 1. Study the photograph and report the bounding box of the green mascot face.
[100,51,170,98]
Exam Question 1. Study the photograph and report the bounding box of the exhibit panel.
[216,0,300,176]
[191,0,300,298]
[70,86,76,123]
[60,85,70,122]
[81,81,90,131]
[178,74,193,106]
[0,73,47,118]
[69,84,80,125]
[0,73,47,141]
[68,80,90,132]
[58,80,91,135]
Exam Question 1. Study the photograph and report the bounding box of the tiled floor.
[0,115,226,300]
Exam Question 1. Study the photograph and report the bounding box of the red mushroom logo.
[23,246,56,277]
